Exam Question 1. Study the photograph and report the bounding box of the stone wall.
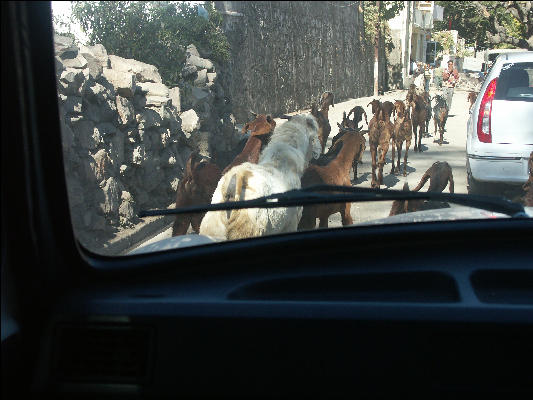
[215,1,375,122]
[54,35,242,252]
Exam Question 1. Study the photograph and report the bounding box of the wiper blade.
[139,184,528,219]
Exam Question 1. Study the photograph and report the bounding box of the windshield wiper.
[139,184,528,219]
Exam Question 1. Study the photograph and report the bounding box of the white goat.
[199,113,321,240]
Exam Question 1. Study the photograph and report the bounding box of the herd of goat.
[170,87,531,240]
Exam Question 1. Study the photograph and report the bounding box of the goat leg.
[370,146,378,188]
[341,203,353,226]
[403,139,410,177]
[397,141,403,175]
[413,123,418,152]
[418,125,423,152]
[390,139,396,174]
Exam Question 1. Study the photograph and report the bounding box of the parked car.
[466,51,533,194]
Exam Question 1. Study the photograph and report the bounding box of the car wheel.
[467,169,490,195]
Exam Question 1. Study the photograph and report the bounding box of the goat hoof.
[403,171,407,177]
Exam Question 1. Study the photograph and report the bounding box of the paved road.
[133,86,471,250]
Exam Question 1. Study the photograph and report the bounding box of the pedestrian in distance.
[442,59,459,110]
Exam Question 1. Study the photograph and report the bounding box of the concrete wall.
[215,1,375,121]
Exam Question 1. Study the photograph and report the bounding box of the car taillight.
[477,78,498,143]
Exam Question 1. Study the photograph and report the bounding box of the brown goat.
[432,95,449,146]
[347,105,368,130]
[318,91,335,120]
[171,152,222,236]
[172,113,275,236]
[413,161,454,193]
[389,161,454,216]
[381,101,395,122]
[221,113,276,174]
[410,94,427,152]
[467,91,478,112]
[405,84,417,110]
[310,102,331,154]
[391,100,413,176]
[298,126,365,230]
[422,91,432,135]
[368,108,392,188]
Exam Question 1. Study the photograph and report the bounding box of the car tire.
[467,169,490,195]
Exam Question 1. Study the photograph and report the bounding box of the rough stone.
[60,69,85,95]
[101,177,124,216]
[186,54,214,72]
[180,109,200,136]
[138,108,162,130]
[93,149,114,183]
[108,54,162,83]
[72,119,99,150]
[54,34,78,60]
[132,145,146,165]
[116,95,135,125]
[145,96,171,107]
[169,87,181,112]
[62,54,88,69]
[136,82,169,98]
[181,64,197,79]
[207,72,217,83]
[79,43,109,68]
[194,68,208,87]
[102,68,136,98]
[64,96,83,115]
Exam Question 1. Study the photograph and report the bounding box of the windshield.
[51,1,533,256]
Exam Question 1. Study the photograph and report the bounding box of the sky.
[51,1,89,44]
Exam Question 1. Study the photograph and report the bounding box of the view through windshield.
[51,1,533,256]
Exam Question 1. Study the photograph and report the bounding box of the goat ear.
[250,110,257,117]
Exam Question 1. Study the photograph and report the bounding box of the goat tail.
[412,171,430,192]
[222,169,258,240]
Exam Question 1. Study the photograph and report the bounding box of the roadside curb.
[102,214,175,256]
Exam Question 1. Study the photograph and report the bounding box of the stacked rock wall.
[54,35,241,252]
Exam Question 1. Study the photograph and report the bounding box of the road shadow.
[353,171,371,185]
[433,139,450,145]
[381,172,400,188]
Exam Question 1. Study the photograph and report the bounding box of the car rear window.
[495,62,533,102]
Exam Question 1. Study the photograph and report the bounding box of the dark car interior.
[2,2,533,398]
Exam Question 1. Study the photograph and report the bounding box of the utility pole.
[374,0,380,96]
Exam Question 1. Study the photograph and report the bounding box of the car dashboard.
[30,219,533,397]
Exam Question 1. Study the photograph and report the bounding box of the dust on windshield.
[52,1,532,256]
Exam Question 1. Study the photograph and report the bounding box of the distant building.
[388,1,442,88]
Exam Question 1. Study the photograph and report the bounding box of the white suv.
[466,51,533,194]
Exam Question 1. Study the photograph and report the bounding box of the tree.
[71,1,230,87]
[434,1,532,50]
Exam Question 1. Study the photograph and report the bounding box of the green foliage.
[432,30,455,55]
[71,1,230,87]
[363,1,405,44]
[434,1,529,50]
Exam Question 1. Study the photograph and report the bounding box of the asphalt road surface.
[133,86,472,250]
